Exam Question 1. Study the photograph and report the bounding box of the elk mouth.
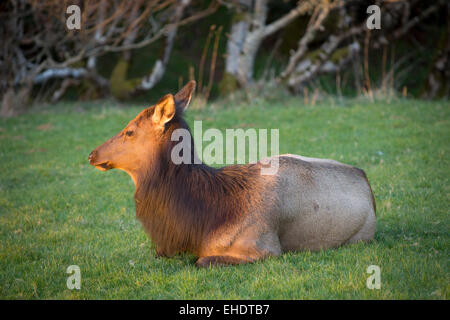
[93,161,113,171]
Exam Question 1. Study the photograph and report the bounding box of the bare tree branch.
[263,0,319,38]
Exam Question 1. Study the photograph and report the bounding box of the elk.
[89,81,376,267]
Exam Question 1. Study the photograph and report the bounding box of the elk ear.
[152,94,176,127]
[174,80,196,112]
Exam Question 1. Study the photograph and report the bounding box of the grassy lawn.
[0,96,448,299]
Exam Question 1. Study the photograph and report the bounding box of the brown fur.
[134,114,271,257]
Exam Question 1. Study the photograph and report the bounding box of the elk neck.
[132,118,267,255]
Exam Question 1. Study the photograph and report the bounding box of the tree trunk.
[220,0,311,93]
[221,0,266,91]
[220,14,250,94]
[422,3,450,99]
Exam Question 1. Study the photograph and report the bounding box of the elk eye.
[125,130,134,137]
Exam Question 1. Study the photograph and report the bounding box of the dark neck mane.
[134,118,267,256]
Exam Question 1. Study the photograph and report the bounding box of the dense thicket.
[0,0,448,116]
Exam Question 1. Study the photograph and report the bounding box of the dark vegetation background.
[1,0,449,114]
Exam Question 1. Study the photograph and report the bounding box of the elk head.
[88,81,196,185]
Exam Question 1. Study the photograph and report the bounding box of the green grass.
[0,96,448,299]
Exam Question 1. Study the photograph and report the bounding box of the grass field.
[0,96,448,299]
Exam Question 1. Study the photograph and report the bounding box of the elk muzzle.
[89,149,113,171]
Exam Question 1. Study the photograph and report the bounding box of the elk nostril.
[89,151,96,162]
